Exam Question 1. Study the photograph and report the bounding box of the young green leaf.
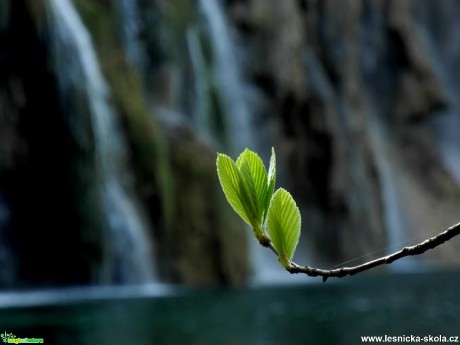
[267,188,301,268]
[236,149,268,222]
[262,147,276,223]
[216,153,252,226]
[237,158,260,225]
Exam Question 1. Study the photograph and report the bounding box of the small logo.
[0,333,15,343]
[1,332,44,343]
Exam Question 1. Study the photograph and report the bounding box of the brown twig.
[282,222,460,282]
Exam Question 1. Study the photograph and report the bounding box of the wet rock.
[165,121,249,286]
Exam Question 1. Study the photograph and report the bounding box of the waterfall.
[421,1,460,186]
[198,0,307,285]
[186,26,213,141]
[198,0,253,153]
[430,111,460,186]
[48,0,156,283]
[368,112,417,270]
[115,0,145,69]
[369,116,407,250]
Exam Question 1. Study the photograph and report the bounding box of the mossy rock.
[167,125,250,286]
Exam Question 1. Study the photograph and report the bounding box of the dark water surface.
[0,271,459,345]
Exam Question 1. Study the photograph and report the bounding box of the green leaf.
[236,149,268,222]
[216,153,252,226]
[237,158,260,225]
[262,147,276,223]
[267,188,301,267]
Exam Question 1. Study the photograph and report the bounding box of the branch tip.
[281,222,460,282]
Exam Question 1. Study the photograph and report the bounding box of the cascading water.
[115,0,145,69]
[431,110,460,185]
[186,25,213,141]
[198,0,308,284]
[369,115,407,251]
[48,0,156,284]
[420,1,460,186]
[427,34,460,186]
[198,0,253,153]
[368,112,419,270]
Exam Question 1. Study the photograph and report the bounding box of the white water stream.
[198,0,310,284]
[48,0,156,283]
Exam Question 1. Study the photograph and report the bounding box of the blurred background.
[0,0,460,344]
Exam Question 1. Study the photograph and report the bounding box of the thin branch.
[282,222,460,282]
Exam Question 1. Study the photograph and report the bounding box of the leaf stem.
[253,224,271,247]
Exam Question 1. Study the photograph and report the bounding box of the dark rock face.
[165,124,249,285]
[225,0,387,263]
[226,0,460,266]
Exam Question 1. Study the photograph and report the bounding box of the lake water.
[0,271,459,345]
